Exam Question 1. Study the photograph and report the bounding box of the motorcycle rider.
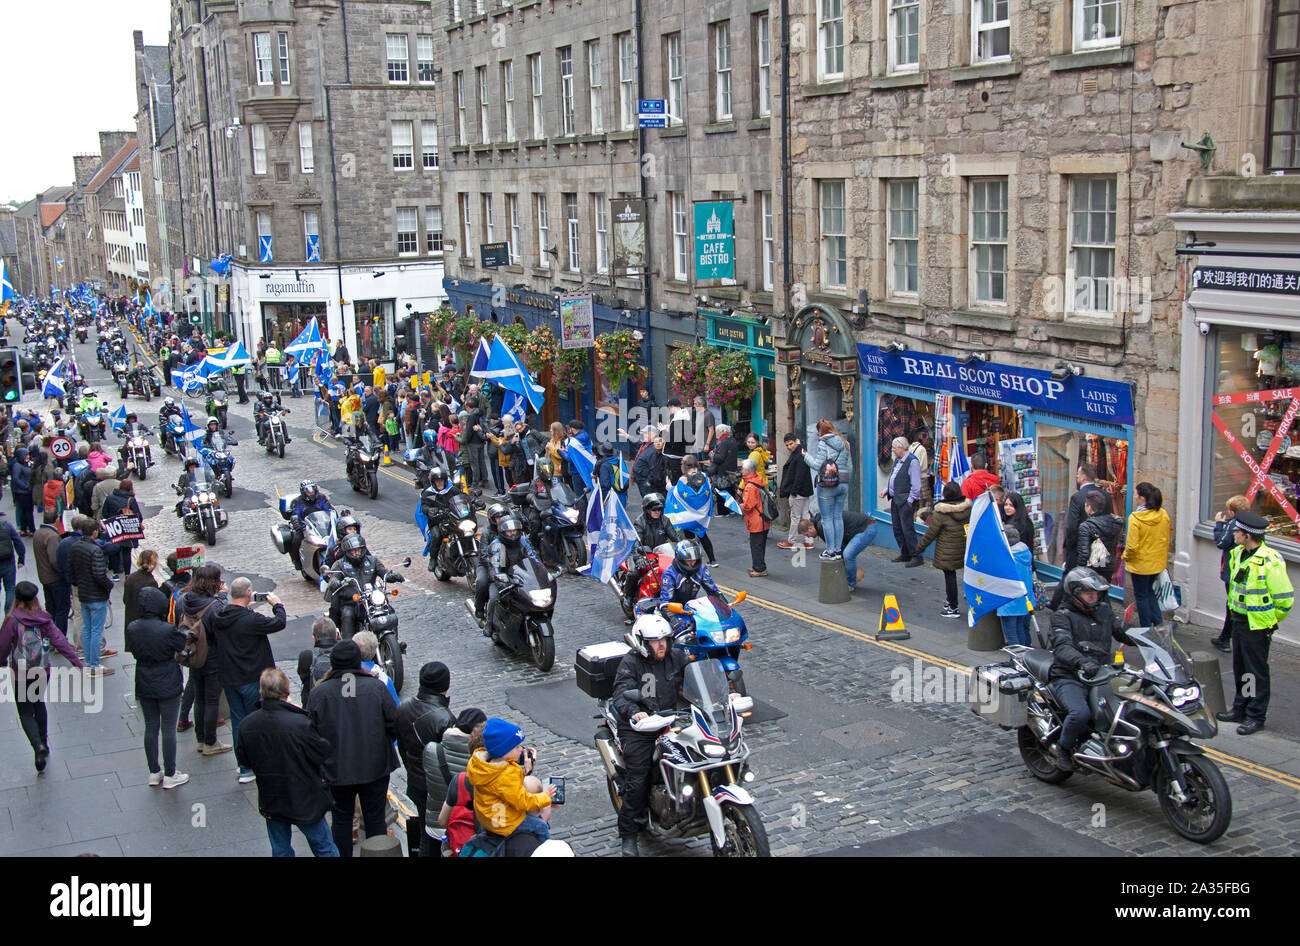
[77,388,105,436]
[468,514,538,632]
[173,457,206,516]
[419,466,460,572]
[467,502,512,624]
[658,538,721,635]
[325,533,404,638]
[1048,567,1130,772]
[634,493,679,552]
[610,612,689,857]
[157,397,185,452]
[253,391,291,446]
[201,417,234,450]
[287,480,334,570]
[521,456,559,548]
[324,513,362,567]
[118,411,153,469]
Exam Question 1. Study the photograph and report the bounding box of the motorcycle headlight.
[702,744,726,758]
[527,589,554,607]
[369,589,386,606]
[201,491,213,503]
[1169,685,1201,707]
[357,452,373,462]
[724,628,741,643]
[458,520,476,536]
[563,508,580,524]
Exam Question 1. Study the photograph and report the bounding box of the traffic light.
[0,348,22,403]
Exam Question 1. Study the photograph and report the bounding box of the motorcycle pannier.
[576,641,631,700]
[969,662,1032,729]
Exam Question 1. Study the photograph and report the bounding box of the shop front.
[1172,211,1300,645]
[703,312,775,444]
[857,345,1136,584]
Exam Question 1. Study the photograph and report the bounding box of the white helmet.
[630,612,673,657]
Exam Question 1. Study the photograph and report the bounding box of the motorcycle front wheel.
[380,634,404,693]
[1017,726,1072,784]
[204,519,217,546]
[367,471,379,499]
[1154,754,1232,844]
[564,535,587,572]
[529,623,555,671]
[278,441,285,459]
[221,472,233,498]
[713,804,770,857]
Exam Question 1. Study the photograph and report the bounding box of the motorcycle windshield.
[208,434,229,452]
[303,510,333,540]
[549,482,578,508]
[681,660,733,737]
[449,494,473,519]
[1128,624,1194,685]
[508,560,549,591]
[687,594,732,639]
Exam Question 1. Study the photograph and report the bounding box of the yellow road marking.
[724,584,1300,792]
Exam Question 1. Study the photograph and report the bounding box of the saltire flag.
[613,453,631,493]
[325,509,339,559]
[209,254,232,277]
[963,492,1031,627]
[468,337,492,378]
[576,483,604,576]
[718,486,742,515]
[1,258,18,303]
[41,356,67,399]
[143,291,156,319]
[204,340,252,371]
[414,499,433,556]
[180,402,205,446]
[284,317,326,357]
[665,477,713,534]
[483,334,545,411]
[948,436,971,485]
[590,489,638,584]
[259,236,273,263]
[109,404,128,433]
[305,233,320,262]
[500,390,525,422]
[314,347,334,385]
[564,436,597,491]
[174,360,209,394]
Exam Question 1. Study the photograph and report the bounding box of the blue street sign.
[638,116,668,128]
[637,99,665,114]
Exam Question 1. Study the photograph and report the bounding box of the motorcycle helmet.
[535,457,554,483]
[184,457,200,471]
[630,611,674,657]
[300,480,319,502]
[340,532,367,563]
[126,413,138,424]
[642,492,666,514]
[672,538,704,577]
[163,396,175,408]
[1063,567,1110,616]
[486,501,509,528]
[84,389,96,398]
[429,465,448,488]
[207,418,220,431]
[498,514,524,547]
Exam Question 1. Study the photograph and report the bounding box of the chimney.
[73,155,101,186]
[99,131,135,163]
[134,30,144,52]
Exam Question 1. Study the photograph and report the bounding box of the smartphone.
[252,591,270,603]
[548,776,565,805]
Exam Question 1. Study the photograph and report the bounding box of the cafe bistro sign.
[857,345,1135,426]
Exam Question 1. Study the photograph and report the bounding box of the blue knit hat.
[483,718,525,759]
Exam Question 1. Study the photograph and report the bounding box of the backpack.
[445,772,477,856]
[310,649,332,688]
[759,484,779,523]
[7,620,49,675]
[176,599,218,669]
[818,459,840,488]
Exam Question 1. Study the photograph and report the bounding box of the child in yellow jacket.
[465,718,555,845]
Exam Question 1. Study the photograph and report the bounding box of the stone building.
[770,0,1243,593]
[169,0,444,359]
[435,0,774,437]
[135,30,184,310]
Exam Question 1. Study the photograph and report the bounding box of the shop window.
[1205,326,1300,544]
[356,299,394,362]
[875,392,935,514]
[958,398,1023,475]
[1038,424,1129,570]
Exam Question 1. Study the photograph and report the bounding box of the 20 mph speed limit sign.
[49,437,74,461]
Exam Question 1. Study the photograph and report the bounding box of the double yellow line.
[310,430,414,486]
[722,584,1300,792]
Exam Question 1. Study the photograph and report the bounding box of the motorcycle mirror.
[401,557,412,567]
[733,591,747,605]
[664,603,686,614]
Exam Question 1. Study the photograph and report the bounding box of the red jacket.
[741,473,766,533]
[961,469,1001,500]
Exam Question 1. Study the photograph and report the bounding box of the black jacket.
[422,726,474,821]
[233,700,333,826]
[1048,600,1127,682]
[1062,483,1108,566]
[204,600,287,687]
[297,641,335,705]
[100,489,141,522]
[707,435,739,479]
[121,567,159,629]
[123,587,186,699]
[67,535,113,602]
[779,447,814,498]
[395,690,453,792]
[612,648,689,722]
[632,444,664,488]
[307,670,400,785]
[635,513,679,551]
[1075,512,1124,582]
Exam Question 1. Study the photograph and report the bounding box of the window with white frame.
[1068,177,1116,315]
[889,0,920,73]
[536,194,550,267]
[761,191,774,291]
[417,34,436,83]
[298,123,314,173]
[278,31,291,83]
[887,180,919,296]
[459,193,473,256]
[593,195,609,274]
[449,0,461,21]
[502,61,516,140]
[257,211,273,262]
[666,33,684,125]
[712,21,733,120]
[1074,0,1121,51]
[251,123,267,174]
[392,121,414,169]
[422,122,439,168]
[483,193,495,242]
[455,72,467,144]
[587,41,603,133]
[818,0,845,79]
[387,34,410,83]
[253,33,273,85]
[559,47,575,135]
[426,207,443,253]
[671,192,688,281]
[972,0,1011,62]
[756,15,772,117]
[303,210,320,261]
[529,54,544,138]
[564,193,580,272]
[819,180,847,289]
[397,207,419,255]
[618,33,636,130]
[477,65,490,142]
[969,178,1008,305]
[507,194,520,262]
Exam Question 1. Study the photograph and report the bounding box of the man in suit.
[1051,462,1105,609]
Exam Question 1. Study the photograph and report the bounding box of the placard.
[558,293,595,350]
[176,546,205,571]
[694,201,735,281]
[101,514,144,545]
[611,198,647,275]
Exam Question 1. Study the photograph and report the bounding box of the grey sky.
[0,1,168,204]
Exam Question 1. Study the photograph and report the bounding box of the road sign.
[480,242,510,268]
[637,99,667,128]
[49,436,74,461]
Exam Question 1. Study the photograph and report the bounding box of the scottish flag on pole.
[41,356,67,399]
[174,360,209,394]
[143,291,156,319]
[285,317,326,357]
[613,453,631,493]
[209,254,232,277]
[962,492,1031,627]
[591,489,637,584]
[0,258,16,303]
[468,337,492,378]
[109,404,128,433]
[948,436,971,484]
[500,390,525,422]
[483,335,545,411]
[564,436,597,490]
[665,478,713,535]
[180,403,205,446]
[576,484,604,576]
[204,341,252,372]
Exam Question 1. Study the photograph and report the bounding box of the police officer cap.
[1233,511,1269,535]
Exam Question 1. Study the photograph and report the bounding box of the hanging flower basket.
[446,315,485,365]
[425,305,456,351]
[553,347,588,394]
[594,329,643,390]
[522,324,558,376]
[705,349,756,414]
[668,345,718,402]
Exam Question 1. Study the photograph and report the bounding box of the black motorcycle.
[346,433,382,499]
[121,365,160,401]
[262,406,290,458]
[322,559,410,691]
[478,559,558,671]
[429,492,481,584]
[119,427,154,481]
[175,472,230,546]
[507,481,587,573]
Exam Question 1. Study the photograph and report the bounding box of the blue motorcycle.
[199,431,237,498]
[664,590,751,696]
[160,415,187,457]
[511,480,587,573]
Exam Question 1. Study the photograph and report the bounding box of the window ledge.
[661,280,692,293]
[557,271,583,283]
[465,14,487,26]
[750,291,774,306]
[1051,46,1132,72]
[450,145,470,155]
[869,71,927,90]
[659,125,687,138]
[494,141,519,152]
[457,257,476,268]
[552,135,579,146]
[871,300,924,321]
[708,287,741,301]
[951,308,1013,331]
[530,265,552,277]
[704,121,737,135]
[607,130,636,141]
[950,59,1023,83]
[575,133,606,144]
[803,79,851,98]
[502,264,524,274]
[521,138,546,148]
[1051,319,1123,346]
[471,143,492,154]
[747,117,772,130]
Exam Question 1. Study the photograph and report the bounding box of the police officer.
[1216,510,1293,735]
[231,359,248,404]
[263,341,284,391]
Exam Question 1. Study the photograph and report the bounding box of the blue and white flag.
[109,404,128,433]
[665,477,713,534]
[948,436,971,484]
[564,436,597,490]
[718,486,742,515]
[591,490,638,584]
[314,348,334,385]
[285,317,326,357]
[483,334,545,411]
[180,403,205,446]
[259,236,273,263]
[305,233,320,263]
[143,291,156,318]
[963,492,1031,627]
[468,337,492,378]
[0,258,17,303]
[209,254,232,277]
[414,500,432,556]
[500,390,525,422]
[41,356,66,399]
[205,341,251,371]
[174,360,209,394]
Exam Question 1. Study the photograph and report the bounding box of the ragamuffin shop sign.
[857,345,1135,426]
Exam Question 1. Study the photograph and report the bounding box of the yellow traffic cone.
[382,445,393,465]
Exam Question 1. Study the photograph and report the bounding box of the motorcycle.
[346,432,382,499]
[428,492,481,584]
[320,558,411,692]
[119,427,154,481]
[159,414,186,457]
[508,481,586,573]
[122,365,160,401]
[663,591,752,696]
[75,325,88,343]
[271,506,334,583]
[612,542,675,622]
[262,406,290,458]
[199,432,237,498]
[78,408,106,443]
[580,650,769,857]
[478,559,557,671]
[976,623,1231,844]
[175,468,230,546]
[205,381,229,429]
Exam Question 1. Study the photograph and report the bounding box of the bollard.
[967,609,1006,652]
[359,834,403,857]
[818,557,851,604]
[1190,650,1228,719]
